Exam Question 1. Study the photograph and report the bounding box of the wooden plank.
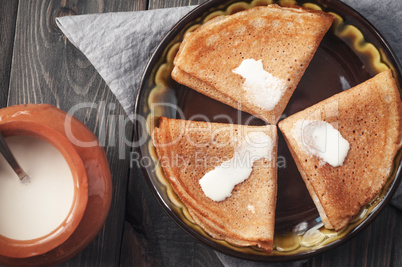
[123,167,223,266]
[391,206,402,267]
[306,206,401,267]
[7,0,146,265]
[0,0,18,106]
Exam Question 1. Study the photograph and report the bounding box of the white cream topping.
[232,59,287,111]
[199,132,273,202]
[301,120,350,167]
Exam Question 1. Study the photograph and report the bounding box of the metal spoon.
[0,132,29,182]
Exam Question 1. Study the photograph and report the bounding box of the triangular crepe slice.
[172,5,334,124]
[278,70,402,231]
[152,117,277,252]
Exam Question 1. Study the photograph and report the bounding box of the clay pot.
[0,104,112,266]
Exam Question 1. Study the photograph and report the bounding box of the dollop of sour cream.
[302,120,350,167]
[232,59,287,111]
[199,132,273,202]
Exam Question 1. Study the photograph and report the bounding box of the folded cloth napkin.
[56,1,402,265]
[57,7,195,122]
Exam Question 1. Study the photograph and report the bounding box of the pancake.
[152,117,278,252]
[278,70,402,230]
[172,4,334,124]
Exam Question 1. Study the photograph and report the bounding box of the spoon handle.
[0,132,28,180]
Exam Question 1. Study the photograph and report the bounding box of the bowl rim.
[0,109,89,259]
[134,0,402,262]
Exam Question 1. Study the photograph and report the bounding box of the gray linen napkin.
[56,1,402,264]
[57,7,195,122]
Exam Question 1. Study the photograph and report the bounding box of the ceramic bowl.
[135,0,402,261]
[0,104,112,266]
[0,116,88,259]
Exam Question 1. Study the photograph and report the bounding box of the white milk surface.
[0,136,75,240]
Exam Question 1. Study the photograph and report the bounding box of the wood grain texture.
[0,0,18,106]
[124,166,223,266]
[391,205,402,267]
[7,0,146,266]
[306,206,402,267]
[3,0,402,266]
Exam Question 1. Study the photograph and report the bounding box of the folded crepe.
[172,4,334,124]
[152,117,277,252]
[278,70,402,231]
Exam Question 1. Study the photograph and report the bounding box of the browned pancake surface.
[152,117,277,252]
[173,5,334,124]
[279,70,402,230]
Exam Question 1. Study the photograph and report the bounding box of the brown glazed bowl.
[135,0,402,262]
[0,104,112,266]
[0,116,88,258]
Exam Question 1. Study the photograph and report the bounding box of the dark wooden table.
[1,0,401,266]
